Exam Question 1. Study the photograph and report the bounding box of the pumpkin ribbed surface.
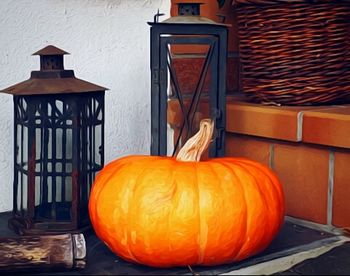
[88,155,285,267]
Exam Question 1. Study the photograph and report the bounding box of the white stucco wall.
[0,0,170,212]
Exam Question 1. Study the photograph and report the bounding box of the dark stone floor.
[0,212,349,275]
[277,242,350,275]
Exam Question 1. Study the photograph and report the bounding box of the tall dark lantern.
[1,45,106,235]
[149,2,228,157]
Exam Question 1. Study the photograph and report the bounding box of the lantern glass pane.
[66,129,72,159]
[65,176,72,202]
[22,97,27,110]
[22,173,28,212]
[47,176,52,203]
[16,124,22,165]
[48,103,52,117]
[66,163,72,173]
[97,109,102,121]
[47,128,52,159]
[167,124,174,156]
[35,128,41,161]
[55,100,63,113]
[35,176,40,206]
[94,125,102,166]
[56,176,62,202]
[35,162,41,173]
[16,171,21,213]
[89,125,92,170]
[56,162,62,172]
[23,126,28,170]
[56,128,63,159]
[56,178,71,220]
[166,41,214,157]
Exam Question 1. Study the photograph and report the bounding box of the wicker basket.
[234,0,350,105]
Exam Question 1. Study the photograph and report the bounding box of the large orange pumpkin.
[89,120,285,268]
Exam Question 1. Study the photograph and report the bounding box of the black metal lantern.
[1,45,106,235]
[148,2,228,157]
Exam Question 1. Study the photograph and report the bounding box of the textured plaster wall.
[0,0,170,212]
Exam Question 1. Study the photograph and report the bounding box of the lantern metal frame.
[148,8,228,157]
[1,45,106,235]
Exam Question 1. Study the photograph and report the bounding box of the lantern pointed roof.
[32,45,69,56]
[160,15,225,25]
[0,45,107,95]
[148,15,230,27]
[2,78,107,96]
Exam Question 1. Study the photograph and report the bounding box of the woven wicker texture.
[235,1,350,105]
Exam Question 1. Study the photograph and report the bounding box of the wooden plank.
[0,233,86,272]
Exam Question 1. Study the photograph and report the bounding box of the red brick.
[274,143,329,224]
[225,97,332,142]
[226,99,301,141]
[225,133,271,167]
[333,150,350,228]
[303,106,350,149]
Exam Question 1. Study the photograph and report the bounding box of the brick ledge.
[168,95,350,149]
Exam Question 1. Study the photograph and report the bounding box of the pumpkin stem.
[176,119,214,162]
